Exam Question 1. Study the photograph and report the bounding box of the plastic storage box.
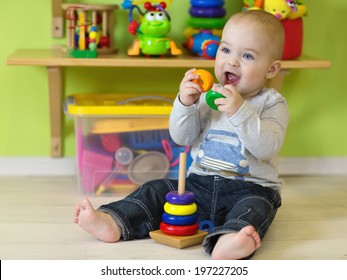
[65,93,192,195]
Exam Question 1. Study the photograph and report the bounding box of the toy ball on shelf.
[184,30,220,59]
[122,0,182,57]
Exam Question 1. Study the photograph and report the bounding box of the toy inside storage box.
[65,93,192,195]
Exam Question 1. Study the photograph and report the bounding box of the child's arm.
[169,69,205,146]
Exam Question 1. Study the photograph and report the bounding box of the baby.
[74,10,288,260]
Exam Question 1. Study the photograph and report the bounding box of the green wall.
[1,0,346,157]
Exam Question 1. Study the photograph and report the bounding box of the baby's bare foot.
[211,225,261,260]
[74,198,121,243]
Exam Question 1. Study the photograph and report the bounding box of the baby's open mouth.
[224,72,240,85]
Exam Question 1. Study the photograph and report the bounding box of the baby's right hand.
[178,68,203,106]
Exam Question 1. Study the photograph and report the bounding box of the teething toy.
[193,69,225,110]
[205,89,225,110]
[193,69,214,92]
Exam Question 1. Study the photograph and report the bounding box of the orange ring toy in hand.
[192,69,214,92]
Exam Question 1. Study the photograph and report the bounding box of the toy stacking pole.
[178,152,187,195]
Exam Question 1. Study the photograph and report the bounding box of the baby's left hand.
[213,84,245,117]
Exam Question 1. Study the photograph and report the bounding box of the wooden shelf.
[6,48,331,157]
[7,49,332,69]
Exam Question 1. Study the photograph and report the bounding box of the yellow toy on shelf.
[263,0,307,20]
[243,1,307,60]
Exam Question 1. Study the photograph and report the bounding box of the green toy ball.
[205,89,225,110]
[89,42,97,51]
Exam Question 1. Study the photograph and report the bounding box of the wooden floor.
[0,175,346,260]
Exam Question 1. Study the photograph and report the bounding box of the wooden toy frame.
[61,3,118,54]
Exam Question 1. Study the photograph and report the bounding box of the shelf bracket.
[52,0,63,38]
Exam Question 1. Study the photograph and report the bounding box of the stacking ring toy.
[205,89,225,110]
[160,221,199,236]
[162,212,198,226]
[190,0,225,8]
[166,191,196,205]
[199,220,215,233]
[189,7,226,18]
[164,202,197,216]
[193,69,214,92]
[187,17,226,29]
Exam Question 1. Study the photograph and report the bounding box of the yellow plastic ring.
[164,202,197,216]
[193,69,214,92]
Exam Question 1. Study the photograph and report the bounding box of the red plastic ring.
[160,222,199,236]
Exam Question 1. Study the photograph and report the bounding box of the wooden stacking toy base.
[149,230,208,249]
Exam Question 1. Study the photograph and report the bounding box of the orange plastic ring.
[193,69,214,92]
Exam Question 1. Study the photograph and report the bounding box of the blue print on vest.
[196,129,249,175]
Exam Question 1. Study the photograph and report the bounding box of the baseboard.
[0,157,76,176]
[277,157,347,176]
[0,157,347,176]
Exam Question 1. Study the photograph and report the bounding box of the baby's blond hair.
[228,10,285,60]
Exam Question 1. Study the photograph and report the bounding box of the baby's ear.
[266,60,282,79]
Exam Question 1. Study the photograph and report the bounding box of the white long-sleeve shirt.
[169,87,289,191]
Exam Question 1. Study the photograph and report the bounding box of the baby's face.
[214,18,278,98]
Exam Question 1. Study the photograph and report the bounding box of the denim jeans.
[98,173,281,255]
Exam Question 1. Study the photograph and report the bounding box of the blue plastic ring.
[166,191,196,205]
[190,0,225,8]
[189,7,226,18]
[162,212,198,226]
[199,220,215,233]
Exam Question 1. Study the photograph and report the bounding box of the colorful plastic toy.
[164,202,197,216]
[150,153,208,248]
[63,4,118,58]
[199,220,215,233]
[242,1,307,60]
[192,69,214,92]
[184,0,226,59]
[264,0,308,20]
[205,89,225,110]
[192,69,225,110]
[190,0,225,7]
[122,1,182,56]
[185,30,220,59]
[189,6,226,18]
[162,212,198,225]
[160,222,199,236]
[166,190,196,204]
[244,0,307,20]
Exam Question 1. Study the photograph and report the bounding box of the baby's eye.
[220,47,230,54]
[242,53,254,60]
